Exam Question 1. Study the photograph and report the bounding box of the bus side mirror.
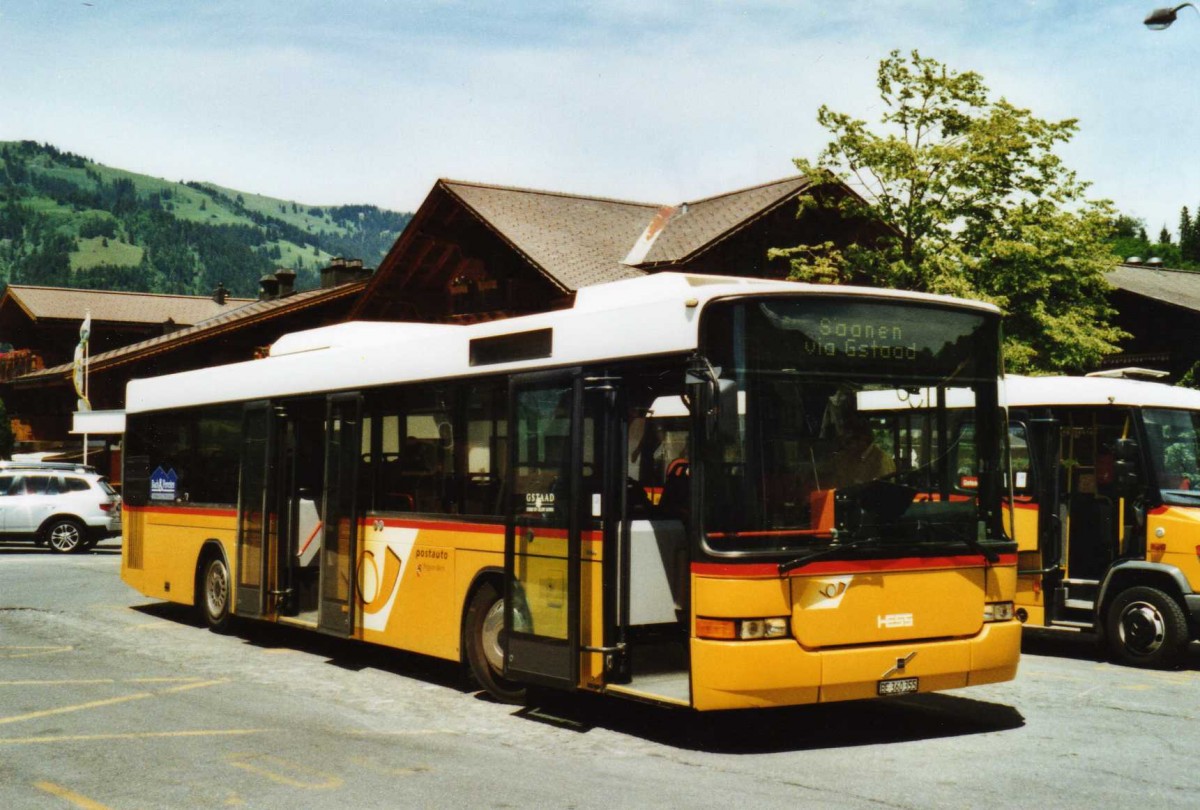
[1113,438,1140,497]
[715,378,739,441]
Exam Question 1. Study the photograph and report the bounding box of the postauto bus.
[1002,374,1200,667]
[121,273,1019,709]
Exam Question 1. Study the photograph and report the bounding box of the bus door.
[505,371,591,689]
[275,401,326,623]
[318,394,362,637]
[1056,410,1127,622]
[235,401,277,620]
[1025,417,1064,622]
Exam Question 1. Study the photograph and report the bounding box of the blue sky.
[0,1,1195,238]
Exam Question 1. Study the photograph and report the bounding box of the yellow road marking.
[32,781,113,810]
[0,729,268,745]
[127,677,205,684]
[0,692,153,726]
[0,645,72,658]
[228,753,343,789]
[158,678,229,694]
[0,678,227,725]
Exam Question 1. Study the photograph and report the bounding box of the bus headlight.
[696,617,790,640]
[983,601,1014,622]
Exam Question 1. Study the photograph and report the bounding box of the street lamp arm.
[1146,2,1198,30]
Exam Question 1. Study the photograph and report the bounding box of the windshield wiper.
[925,521,999,563]
[778,534,882,575]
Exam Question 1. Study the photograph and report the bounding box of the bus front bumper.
[690,619,1021,711]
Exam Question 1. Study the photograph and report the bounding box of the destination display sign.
[702,297,995,381]
[802,317,919,361]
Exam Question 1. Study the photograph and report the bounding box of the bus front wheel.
[464,580,526,704]
[1106,585,1188,668]
[199,555,233,633]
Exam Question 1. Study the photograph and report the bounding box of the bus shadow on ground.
[519,689,1025,754]
[1021,628,1200,671]
[134,602,1024,753]
[132,602,469,689]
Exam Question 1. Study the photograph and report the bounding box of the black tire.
[199,555,234,633]
[464,580,526,704]
[44,519,86,554]
[1106,585,1189,668]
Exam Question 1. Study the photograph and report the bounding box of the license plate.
[877,677,919,696]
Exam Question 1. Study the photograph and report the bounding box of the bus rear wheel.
[465,580,526,704]
[199,555,234,633]
[1106,585,1188,669]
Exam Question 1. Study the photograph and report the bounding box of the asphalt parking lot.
[2,540,1199,809]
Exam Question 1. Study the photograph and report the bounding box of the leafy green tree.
[774,49,1126,373]
[1110,214,1150,263]
[78,215,116,239]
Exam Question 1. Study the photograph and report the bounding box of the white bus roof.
[1003,375,1200,410]
[126,273,1001,415]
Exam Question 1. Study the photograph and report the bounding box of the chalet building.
[1101,262,1200,380]
[0,263,369,470]
[0,284,255,381]
[351,175,875,322]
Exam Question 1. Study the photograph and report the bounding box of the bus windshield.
[1143,408,1200,505]
[700,296,1000,555]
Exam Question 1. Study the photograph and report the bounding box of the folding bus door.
[236,401,276,619]
[318,393,362,637]
[505,371,585,689]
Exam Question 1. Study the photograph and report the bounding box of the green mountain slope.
[0,141,412,297]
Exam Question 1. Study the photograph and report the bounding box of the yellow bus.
[120,273,1019,710]
[1002,374,1200,668]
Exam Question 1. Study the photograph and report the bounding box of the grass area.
[266,240,337,272]
[70,236,143,270]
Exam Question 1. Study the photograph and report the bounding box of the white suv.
[0,464,121,553]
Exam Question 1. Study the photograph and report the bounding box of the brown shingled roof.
[438,175,815,290]
[640,176,813,265]
[1107,264,1200,312]
[16,281,366,384]
[2,285,254,326]
[441,180,652,291]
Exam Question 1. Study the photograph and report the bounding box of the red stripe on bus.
[1002,499,1038,510]
[124,504,238,518]
[363,517,506,535]
[359,517,602,543]
[692,553,1018,578]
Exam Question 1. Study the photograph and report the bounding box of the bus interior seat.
[657,459,689,518]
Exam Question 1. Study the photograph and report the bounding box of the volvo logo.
[881,652,917,679]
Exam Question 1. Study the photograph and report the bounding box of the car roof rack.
[0,461,96,473]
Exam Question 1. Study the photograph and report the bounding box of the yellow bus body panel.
[690,561,1019,711]
[121,506,236,607]
[1146,506,1200,588]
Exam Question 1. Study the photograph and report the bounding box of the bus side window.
[462,382,506,517]
[1008,423,1034,497]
